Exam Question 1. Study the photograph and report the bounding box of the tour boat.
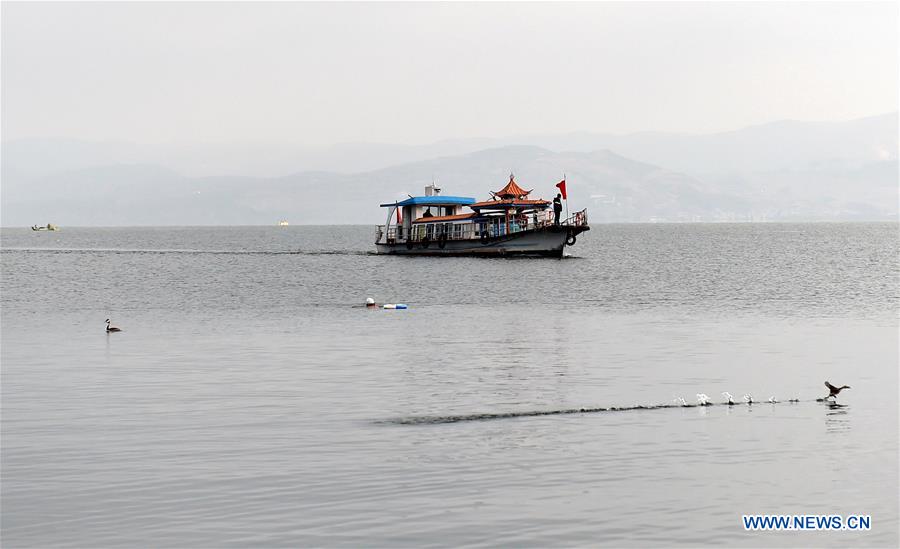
[31,224,59,231]
[375,175,589,257]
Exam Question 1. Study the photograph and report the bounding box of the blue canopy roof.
[380,196,475,208]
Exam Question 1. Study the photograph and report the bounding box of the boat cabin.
[377,176,560,246]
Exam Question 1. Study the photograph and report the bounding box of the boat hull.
[375,226,589,257]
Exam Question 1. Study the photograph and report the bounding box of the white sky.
[2,1,897,145]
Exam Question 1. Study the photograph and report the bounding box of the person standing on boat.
[553,193,562,225]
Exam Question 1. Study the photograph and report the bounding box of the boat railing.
[563,209,588,227]
[375,208,588,244]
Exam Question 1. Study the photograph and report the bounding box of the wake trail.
[2,248,375,256]
[381,398,846,425]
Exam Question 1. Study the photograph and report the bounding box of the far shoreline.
[2,219,899,230]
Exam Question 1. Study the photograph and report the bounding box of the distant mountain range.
[2,113,896,226]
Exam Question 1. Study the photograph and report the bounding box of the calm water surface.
[2,224,898,547]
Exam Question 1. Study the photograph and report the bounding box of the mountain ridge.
[3,142,895,226]
[3,112,895,179]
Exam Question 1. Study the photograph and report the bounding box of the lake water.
[2,223,898,547]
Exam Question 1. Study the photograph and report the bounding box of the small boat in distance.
[375,175,589,257]
[277,220,289,227]
[32,224,59,231]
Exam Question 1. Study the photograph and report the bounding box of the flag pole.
[564,172,569,224]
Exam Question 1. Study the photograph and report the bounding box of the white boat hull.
[375,226,588,257]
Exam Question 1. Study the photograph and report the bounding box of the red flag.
[556,179,567,200]
[396,207,402,224]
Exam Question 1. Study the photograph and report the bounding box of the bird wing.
[825,381,838,392]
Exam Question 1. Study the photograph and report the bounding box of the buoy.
[383,304,408,310]
[365,297,376,307]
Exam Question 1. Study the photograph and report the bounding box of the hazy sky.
[2,1,897,146]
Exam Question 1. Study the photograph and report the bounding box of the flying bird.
[106,319,122,333]
[824,381,850,401]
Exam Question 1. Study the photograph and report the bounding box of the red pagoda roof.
[493,174,532,200]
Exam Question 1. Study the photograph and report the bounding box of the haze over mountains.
[2,113,896,226]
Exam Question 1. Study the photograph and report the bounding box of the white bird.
[722,392,735,405]
[743,394,753,404]
[696,393,711,406]
[674,396,687,406]
[105,319,122,333]
[768,396,778,403]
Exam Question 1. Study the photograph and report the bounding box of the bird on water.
[824,381,850,401]
[106,319,122,333]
